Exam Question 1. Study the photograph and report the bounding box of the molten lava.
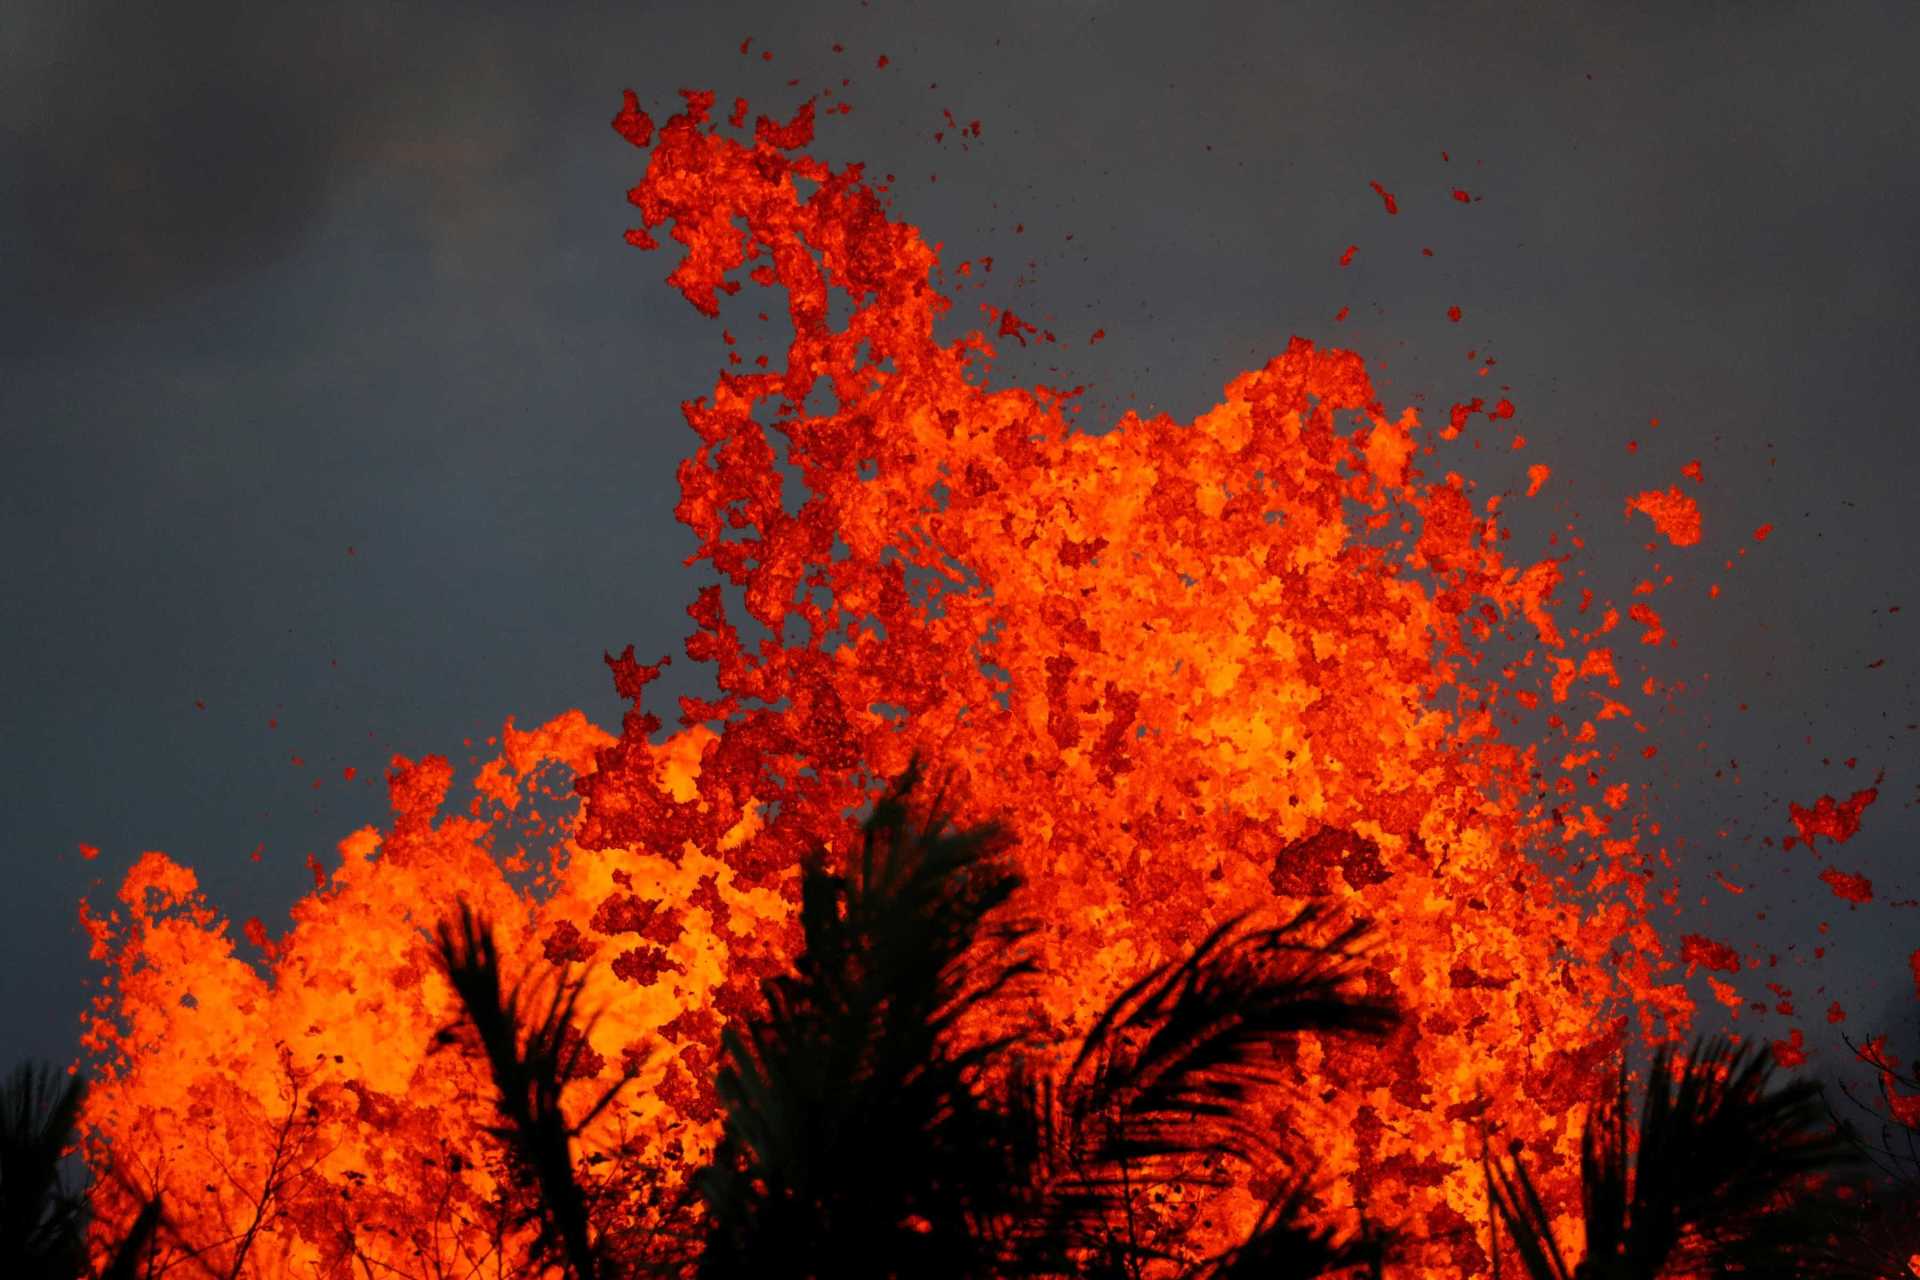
[77,83,1709,1276]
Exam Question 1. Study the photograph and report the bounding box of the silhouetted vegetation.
[435,763,1397,1277]
[1,1063,163,1279]
[1818,1029,1920,1274]
[44,768,1898,1276]
[2,1062,90,1277]
[1488,1035,1864,1278]
[434,902,639,1280]
[690,763,1399,1278]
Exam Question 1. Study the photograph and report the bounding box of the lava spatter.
[1786,785,1879,850]
[75,84,1707,1277]
[1626,484,1703,547]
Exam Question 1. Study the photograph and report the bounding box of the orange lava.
[74,84,1706,1276]
[1680,933,1742,974]
[1817,866,1873,904]
[1625,485,1702,547]
[1785,785,1879,850]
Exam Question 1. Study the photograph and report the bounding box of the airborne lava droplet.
[1625,485,1702,547]
[1772,1029,1807,1068]
[1368,179,1399,213]
[1681,934,1743,973]
[1785,786,1878,850]
[1818,867,1873,903]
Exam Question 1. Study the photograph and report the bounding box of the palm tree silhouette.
[2,1061,162,1279]
[432,902,640,1280]
[689,761,1398,1278]
[436,761,1399,1278]
[1486,1034,1864,1278]
[1,1061,90,1277]
[437,765,1911,1276]
[991,906,1397,1279]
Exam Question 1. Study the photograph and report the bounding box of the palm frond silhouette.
[694,761,1398,1279]
[1488,1034,1862,1279]
[1003,907,1396,1278]
[433,902,635,1280]
[94,1195,162,1280]
[692,760,1041,1278]
[2,1061,163,1280]
[429,762,1399,1278]
[2,1061,90,1277]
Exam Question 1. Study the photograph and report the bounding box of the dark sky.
[6,0,1917,1106]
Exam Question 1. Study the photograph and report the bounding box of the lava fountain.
[77,83,1702,1277]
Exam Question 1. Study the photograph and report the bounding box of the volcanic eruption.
[76,79,1712,1277]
